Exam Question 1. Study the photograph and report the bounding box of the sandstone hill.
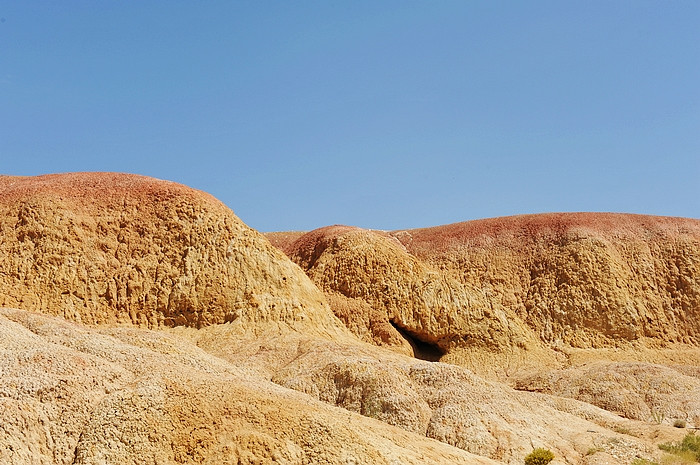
[268,214,700,361]
[392,213,700,347]
[0,173,341,334]
[2,173,697,464]
[267,214,700,432]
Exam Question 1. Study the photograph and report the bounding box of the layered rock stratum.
[1,173,698,464]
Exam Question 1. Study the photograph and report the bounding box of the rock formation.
[0,173,341,333]
[269,213,700,364]
[514,361,700,426]
[2,173,698,464]
[276,225,536,360]
[0,308,499,465]
[393,213,700,348]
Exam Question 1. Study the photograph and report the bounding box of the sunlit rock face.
[0,172,342,333]
[270,213,700,360]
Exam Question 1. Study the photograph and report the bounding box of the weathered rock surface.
[0,173,341,334]
[179,322,684,465]
[514,361,700,426]
[393,213,700,348]
[276,225,537,360]
[266,213,700,453]
[2,173,698,464]
[0,308,500,465]
[269,214,700,362]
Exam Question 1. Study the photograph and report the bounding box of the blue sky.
[1,2,698,231]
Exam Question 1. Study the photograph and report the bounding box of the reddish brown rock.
[2,174,697,464]
[392,213,700,347]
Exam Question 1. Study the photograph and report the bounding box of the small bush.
[652,411,667,425]
[614,425,633,435]
[673,419,687,429]
[524,448,555,465]
[659,432,700,462]
[631,458,659,465]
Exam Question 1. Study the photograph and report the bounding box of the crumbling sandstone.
[3,173,698,465]
[0,308,499,465]
[0,173,342,334]
[392,213,700,348]
[269,213,700,362]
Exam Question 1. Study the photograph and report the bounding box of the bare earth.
[1,173,698,464]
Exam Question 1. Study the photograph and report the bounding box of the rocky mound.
[393,213,700,348]
[0,173,341,333]
[276,225,537,360]
[0,307,498,465]
[269,213,700,361]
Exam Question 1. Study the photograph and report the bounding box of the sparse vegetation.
[652,411,667,425]
[524,448,554,465]
[614,425,633,435]
[674,419,687,429]
[659,432,700,463]
[660,451,697,465]
[586,446,604,456]
[632,458,659,465]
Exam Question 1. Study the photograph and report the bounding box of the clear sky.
[1,2,698,232]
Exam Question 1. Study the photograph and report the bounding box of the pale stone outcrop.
[514,361,700,426]
[0,308,499,465]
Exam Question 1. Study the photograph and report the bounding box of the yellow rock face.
[3,173,698,464]
[0,173,340,333]
[270,213,700,358]
[394,213,700,348]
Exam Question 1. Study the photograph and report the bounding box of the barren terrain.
[1,173,698,464]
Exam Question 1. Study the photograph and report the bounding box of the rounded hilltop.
[2,175,699,464]
[268,212,700,363]
[0,172,342,333]
[398,212,700,253]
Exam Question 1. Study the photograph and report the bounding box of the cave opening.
[389,320,446,362]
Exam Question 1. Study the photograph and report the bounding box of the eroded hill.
[0,173,340,333]
[2,173,698,464]
[268,214,700,433]
[268,214,700,362]
[393,213,700,347]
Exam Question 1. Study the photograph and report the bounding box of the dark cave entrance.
[389,320,446,362]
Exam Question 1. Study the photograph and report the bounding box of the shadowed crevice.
[389,319,445,362]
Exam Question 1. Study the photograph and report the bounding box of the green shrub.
[631,459,659,465]
[659,432,700,462]
[673,419,687,429]
[524,448,555,465]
